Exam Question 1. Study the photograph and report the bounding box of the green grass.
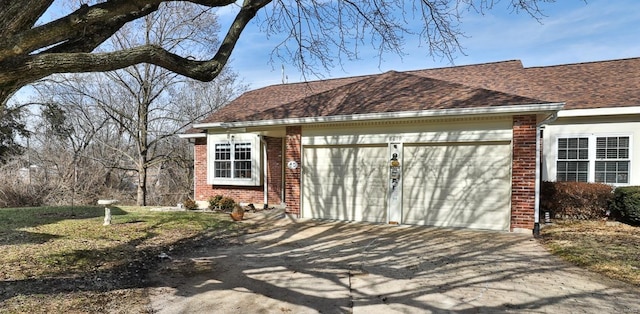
[0,206,243,313]
[540,220,640,286]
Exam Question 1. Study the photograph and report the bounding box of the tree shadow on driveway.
[148,211,640,313]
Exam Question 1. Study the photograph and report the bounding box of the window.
[595,137,629,184]
[208,134,261,186]
[555,135,631,185]
[214,143,231,178]
[556,137,589,182]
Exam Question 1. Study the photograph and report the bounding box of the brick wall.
[511,115,537,231]
[193,136,283,207]
[285,126,302,216]
[265,136,284,205]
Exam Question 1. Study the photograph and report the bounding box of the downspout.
[534,112,558,237]
[261,136,268,209]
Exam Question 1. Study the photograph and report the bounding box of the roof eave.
[557,105,640,118]
[177,133,206,139]
[193,102,565,130]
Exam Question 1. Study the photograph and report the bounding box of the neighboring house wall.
[542,112,640,186]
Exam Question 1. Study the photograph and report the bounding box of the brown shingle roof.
[195,57,640,127]
[233,71,545,121]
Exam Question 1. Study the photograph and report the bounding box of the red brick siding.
[193,136,283,206]
[265,136,284,205]
[285,126,302,216]
[511,115,537,231]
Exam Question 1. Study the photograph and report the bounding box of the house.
[180,57,640,234]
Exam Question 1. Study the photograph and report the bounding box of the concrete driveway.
[149,210,640,313]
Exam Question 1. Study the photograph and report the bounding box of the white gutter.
[558,106,640,118]
[260,136,268,208]
[533,112,559,237]
[193,103,565,130]
[178,133,206,139]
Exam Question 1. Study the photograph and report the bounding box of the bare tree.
[33,2,246,206]
[0,0,559,108]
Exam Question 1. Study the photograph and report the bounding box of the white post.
[98,199,119,226]
[104,207,111,226]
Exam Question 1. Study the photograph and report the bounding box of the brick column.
[511,115,537,232]
[194,137,208,201]
[285,126,302,216]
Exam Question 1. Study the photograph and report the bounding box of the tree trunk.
[137,160,147,206]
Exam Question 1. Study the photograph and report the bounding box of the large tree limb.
[1,0,267,84]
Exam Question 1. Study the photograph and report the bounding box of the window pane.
[577,173,588,182]
[558,137,588,160]
[558,138,567,149]
[215,143,231,160]
[595,161,629,184]
[620,148,629,159]
[578,138,589,148]
[234,143,251,160]
[596,136,630,161]
[618,173,629,184]
[557,161,588,182]
[234,160,252,178]
[619,137,629,147]
[214,161,231,178]
[558,150,567,159]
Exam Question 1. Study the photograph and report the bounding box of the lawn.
[540,220,640,285]
[0,206,244,313]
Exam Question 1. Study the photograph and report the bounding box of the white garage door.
[402,143,512,231]
[302,145,388,222]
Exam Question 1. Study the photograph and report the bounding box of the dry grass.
[540,220,640,285]
[0,206,243,313]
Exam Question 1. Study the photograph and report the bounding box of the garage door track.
[149,210,640,313]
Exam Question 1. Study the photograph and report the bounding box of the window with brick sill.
[208,134,261,186]
[556,135,630,184]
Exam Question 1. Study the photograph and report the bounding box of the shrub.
[609,186,640,226]
[540,181,614,220]
[183,198,198,210]
[218,197,236,211]
[208,195,223,210]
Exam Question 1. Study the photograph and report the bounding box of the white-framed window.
[594,136,630,184]
[557,137,589,182]
[555,134,631,185]
[208,133,261,186]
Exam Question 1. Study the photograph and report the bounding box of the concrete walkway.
[149,210,640,313]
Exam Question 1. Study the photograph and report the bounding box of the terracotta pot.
[230,212,244,221]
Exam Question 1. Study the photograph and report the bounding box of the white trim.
[207,133,262,186]
[193,103,565,130]
[558,106,640,118]
[178,133,206,139]
[551,132,632,185]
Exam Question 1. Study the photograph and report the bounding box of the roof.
[193,57,640,129]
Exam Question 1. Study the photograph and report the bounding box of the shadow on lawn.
[0,211,238,305]
[0,206,127,245]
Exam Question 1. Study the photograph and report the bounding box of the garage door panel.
[402,143,511,231]
[303,146,388,222]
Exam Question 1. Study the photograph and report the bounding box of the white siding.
[543,119,640,186]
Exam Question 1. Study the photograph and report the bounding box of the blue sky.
[218,0,640,89]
